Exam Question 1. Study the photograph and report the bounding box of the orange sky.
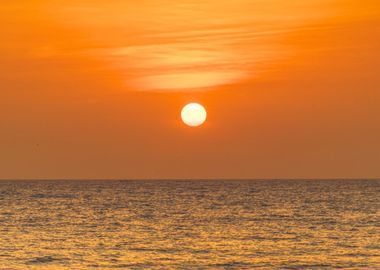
[1,0,379,179]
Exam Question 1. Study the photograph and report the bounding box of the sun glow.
[181,103,207,127]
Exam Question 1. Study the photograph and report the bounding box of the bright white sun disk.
[181,103,207,127]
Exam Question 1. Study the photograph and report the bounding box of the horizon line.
[0,178,379,181]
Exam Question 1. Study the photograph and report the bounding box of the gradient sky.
[1,0,379,179]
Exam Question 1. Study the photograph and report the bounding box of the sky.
[0,0,379,179]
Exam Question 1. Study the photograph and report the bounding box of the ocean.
[0,180,379,269]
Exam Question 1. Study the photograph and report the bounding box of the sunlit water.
[0,180,379,269]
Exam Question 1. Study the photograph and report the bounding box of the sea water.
[0,180,379,269]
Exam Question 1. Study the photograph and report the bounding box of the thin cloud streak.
[48,0,342,92]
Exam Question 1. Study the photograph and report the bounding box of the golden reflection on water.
[0,180,379,269]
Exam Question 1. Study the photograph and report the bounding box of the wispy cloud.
[15,0,379,92]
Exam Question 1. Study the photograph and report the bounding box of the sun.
[181,103,207,127]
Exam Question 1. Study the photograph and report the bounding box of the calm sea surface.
[0,180,379,269]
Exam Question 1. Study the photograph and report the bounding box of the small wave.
[30,194,76,199]
[26,256,61,265]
